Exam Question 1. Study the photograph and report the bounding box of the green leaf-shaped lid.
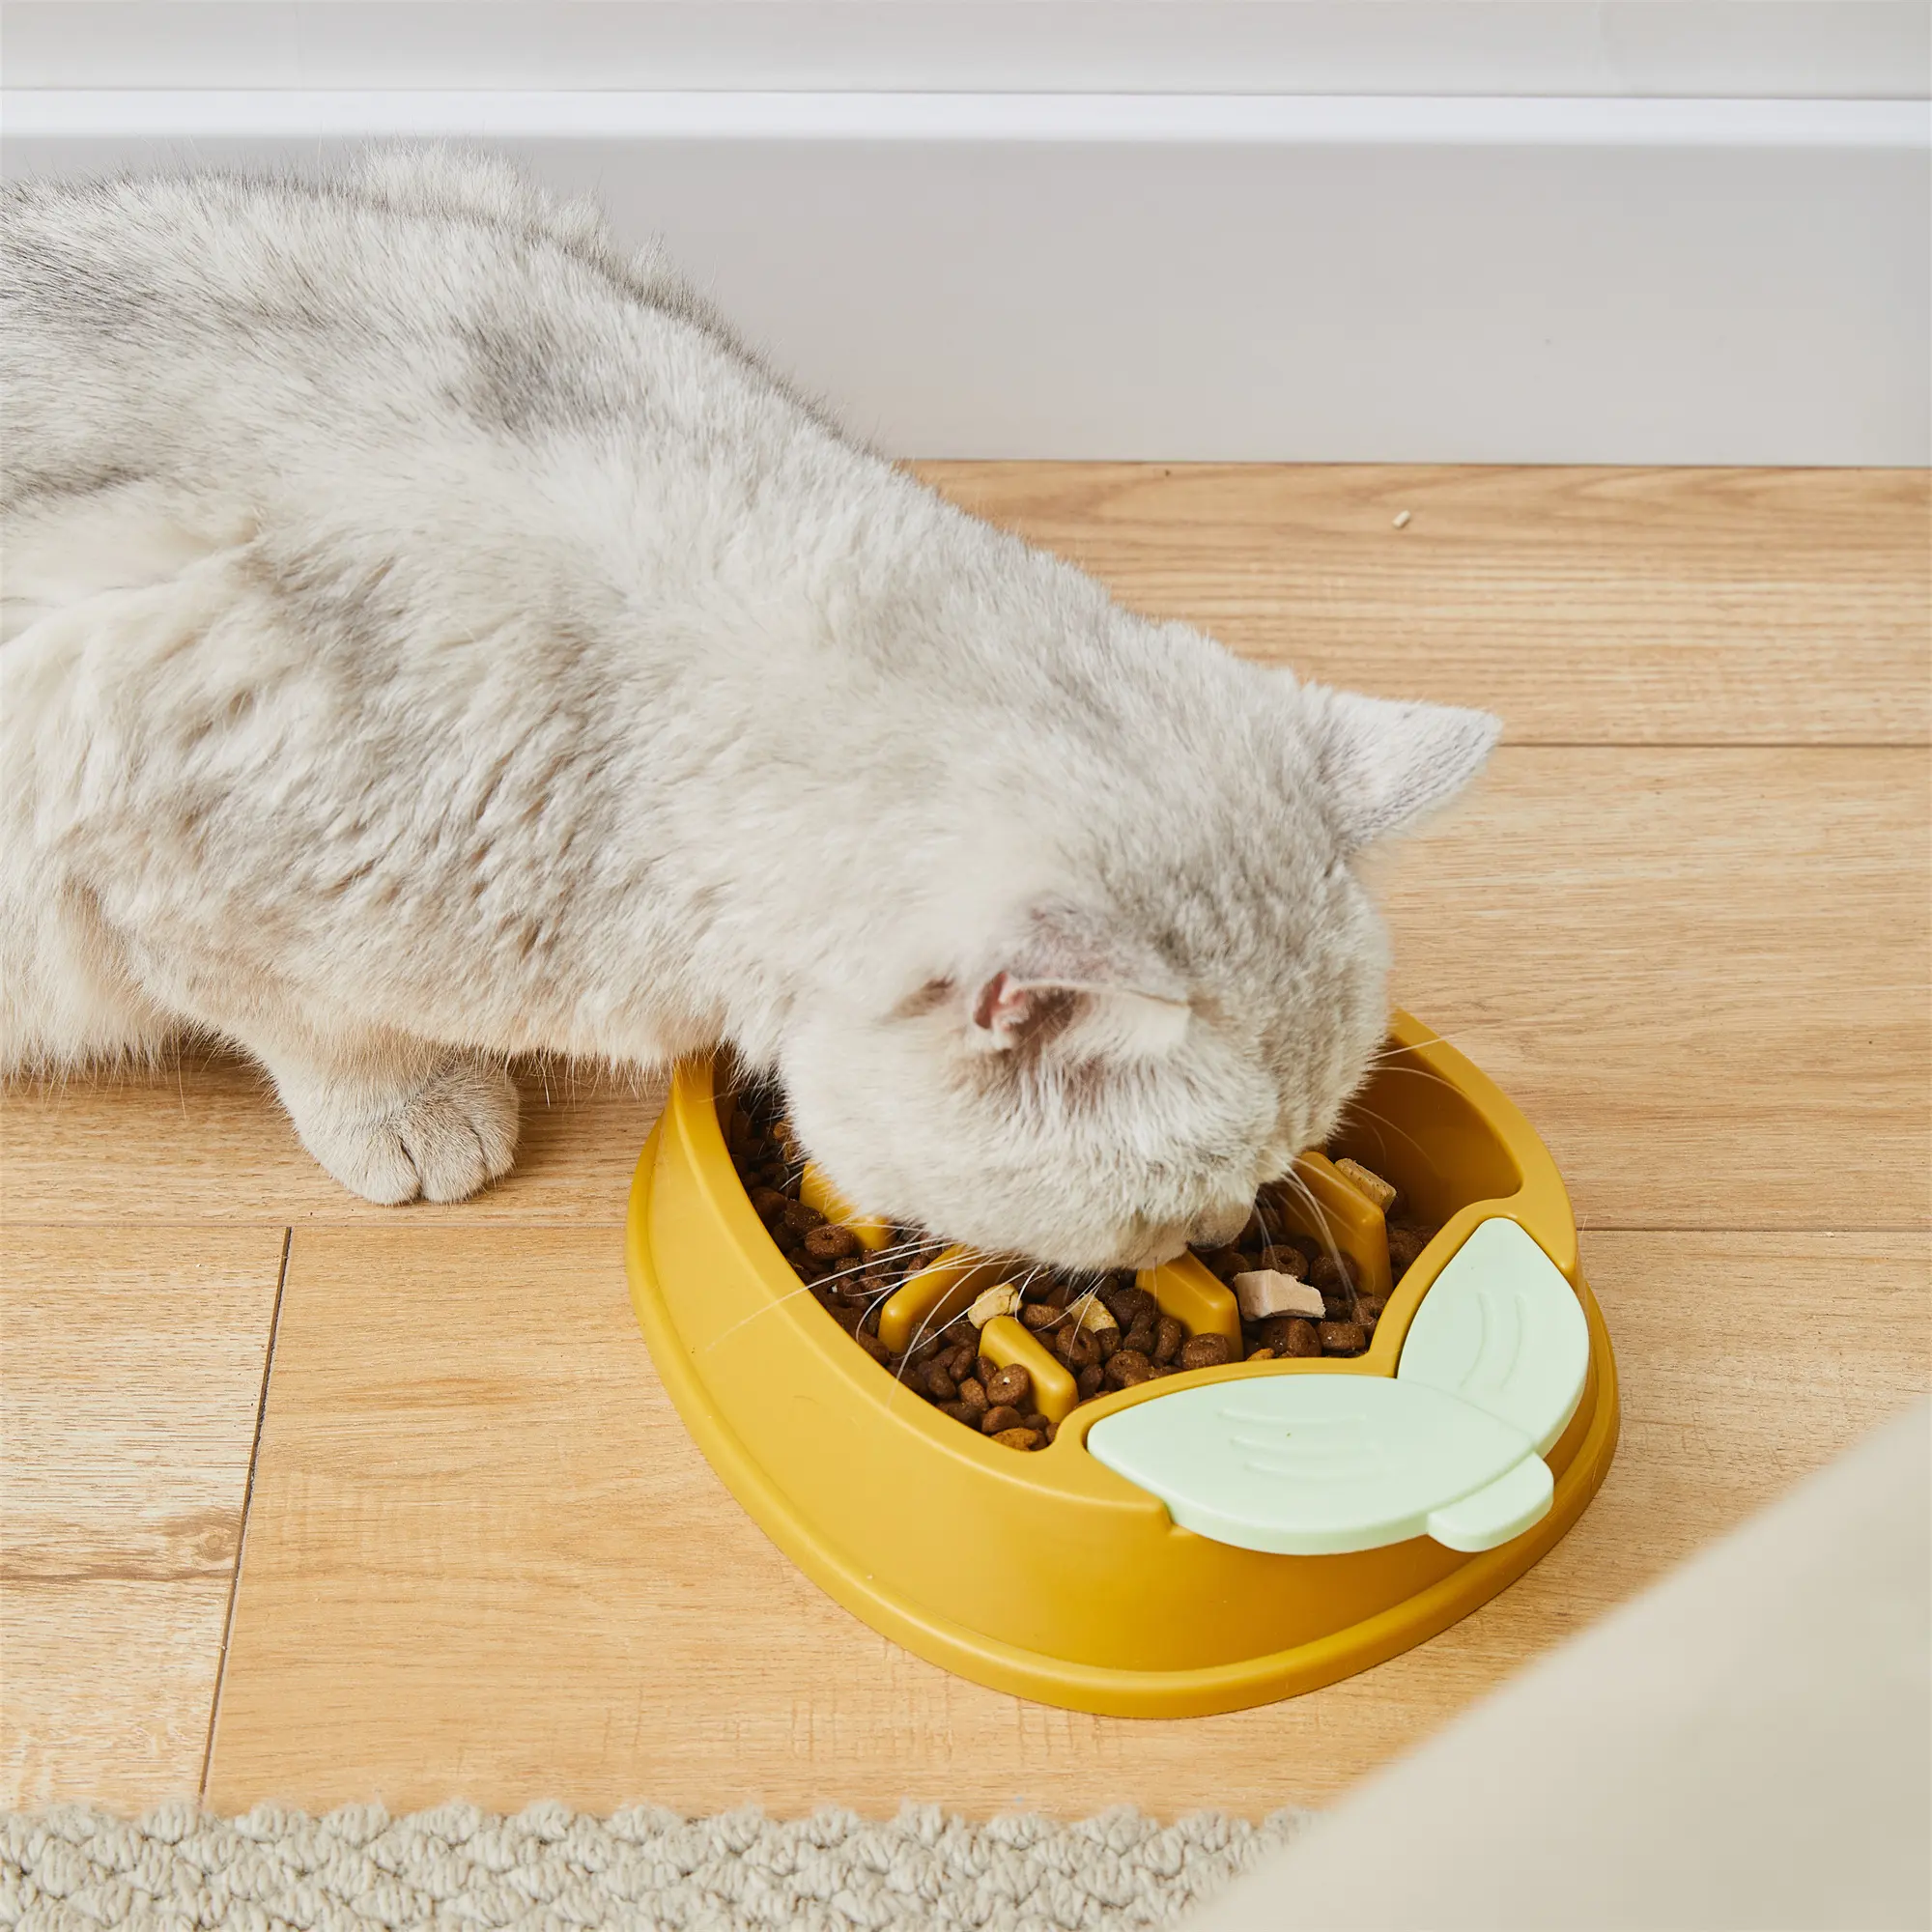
[1085,1217,1588,1556]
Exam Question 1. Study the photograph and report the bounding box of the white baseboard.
[6,90,1927,464]
[8,3,1928,99]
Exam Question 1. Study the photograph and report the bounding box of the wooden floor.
[3,464,1927,1822]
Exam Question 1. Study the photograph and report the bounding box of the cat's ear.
[1295,681,1501,853]
[969,969,1190,1058]
[966,912,1190,1059]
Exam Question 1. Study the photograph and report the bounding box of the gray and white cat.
[1,150,1497,1270]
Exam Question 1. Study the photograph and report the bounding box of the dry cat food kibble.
[1189,1179,1440,1363]
[725,1083,1439,1448]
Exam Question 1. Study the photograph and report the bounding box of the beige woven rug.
[0,1802,1301,1931]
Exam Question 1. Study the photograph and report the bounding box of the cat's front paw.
[281,1051,521,1204]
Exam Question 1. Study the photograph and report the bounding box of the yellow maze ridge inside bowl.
[624,1009,1619,1718]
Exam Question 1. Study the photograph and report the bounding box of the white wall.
[6,4,1928,465]
[8,2,1928,97]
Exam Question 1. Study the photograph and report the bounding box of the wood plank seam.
[197,1225,291,1804]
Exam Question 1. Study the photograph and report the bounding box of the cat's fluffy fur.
[1,150,1498,1268]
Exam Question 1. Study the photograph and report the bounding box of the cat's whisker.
[697,1256,913,1351]
[1252,1192,1283,1254]
[1355,1060,1468,1097]
[1338,1110,1403,1171]
[1363,1038,1459,1072]
[1272,1164,1352,1287]
[1340,1103,1435,1169]
[885,1295,972,1413]
[1366,1015,1516,1065]
[695,1275,845,1353]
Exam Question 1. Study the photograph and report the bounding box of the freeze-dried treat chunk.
[967,1284,1022,1327]
[1067,1293,1119,1335]
[1233,1270,1326,1321]
[1335,1156,1399,1216]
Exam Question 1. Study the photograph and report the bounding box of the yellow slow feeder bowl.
[624,1009,1618,1718]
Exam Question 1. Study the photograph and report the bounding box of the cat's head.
[777,670,1498,1271]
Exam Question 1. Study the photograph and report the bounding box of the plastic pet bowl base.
[625,1011,1620,1719]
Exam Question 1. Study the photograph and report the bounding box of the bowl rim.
[667,1008,1579,1463]
[625,1008,1620,1717]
